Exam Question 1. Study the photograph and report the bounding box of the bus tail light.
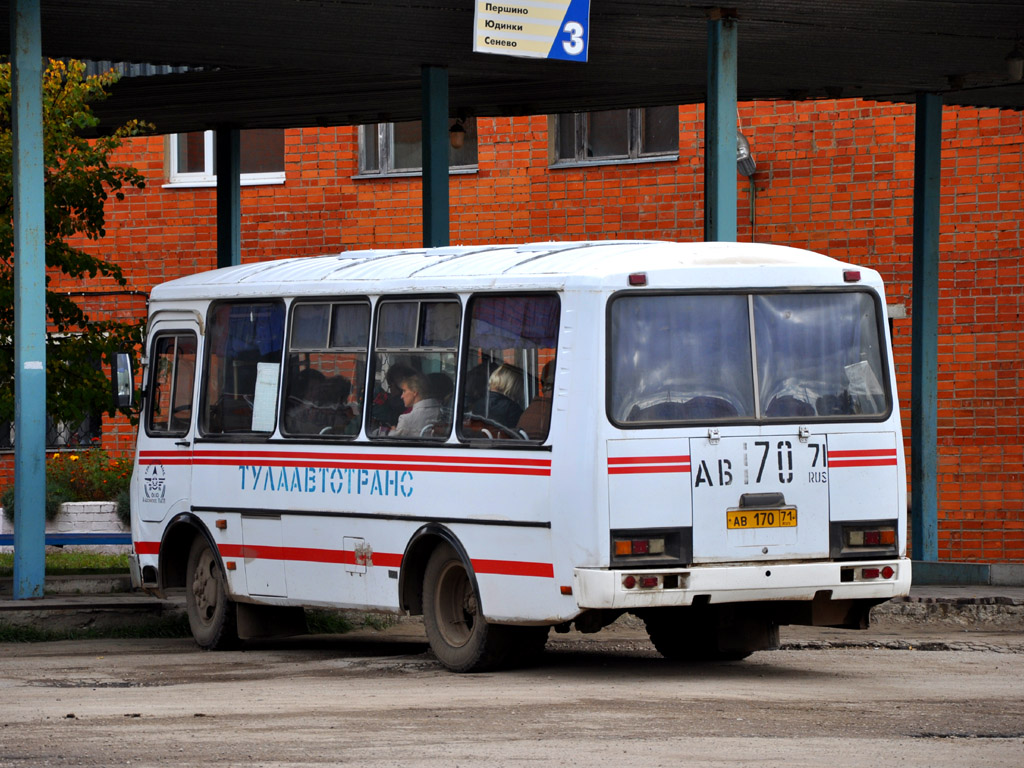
[610,528,691,567]
[614,537,666,557]
[621,573,687,590]
[841,564,898,582]
[830,521,898,559]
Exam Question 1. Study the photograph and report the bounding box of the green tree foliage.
[0,59,150,428]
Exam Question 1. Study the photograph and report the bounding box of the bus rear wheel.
[642,606,777,662]
[422,543,519,672]
[185,536,239,650]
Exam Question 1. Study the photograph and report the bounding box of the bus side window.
[147,333,197,436]
[459,294,560,443]
[369,299,459,441]
[282,301,369,438]
[202,301,285,435]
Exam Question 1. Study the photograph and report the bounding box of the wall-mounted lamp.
[737,131,757,240]
[449,119,467,150]
[1006,44,1024,82]
[736,131,756,177]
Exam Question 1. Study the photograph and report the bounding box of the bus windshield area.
[608,291,889,425]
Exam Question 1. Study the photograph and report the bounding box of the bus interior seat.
[628,397,738,422]
[765,395,816,418]
[218,393,254,432]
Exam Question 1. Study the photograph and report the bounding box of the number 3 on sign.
[562,21,585,56]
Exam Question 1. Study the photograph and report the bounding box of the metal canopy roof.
[1,1,1022,133]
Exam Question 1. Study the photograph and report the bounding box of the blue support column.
[911,92,942,563]
[421,65,449,248]
[704,11,738,242]
[215,128,242,268]
[11,0,46,599]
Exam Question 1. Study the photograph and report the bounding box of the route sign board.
[473,0,591,62]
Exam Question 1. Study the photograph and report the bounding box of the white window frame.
[551,107,679,168]
[357,121,478,178]
[164,130,286,188]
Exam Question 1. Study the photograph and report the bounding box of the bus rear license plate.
[727,508,798,530]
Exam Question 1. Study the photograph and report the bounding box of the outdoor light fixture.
[736,130,758,240]
[737,131,756,177]
[1007,44,1024,82]
[449,118,467,150]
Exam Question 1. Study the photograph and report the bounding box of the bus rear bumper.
[573,558,912,612]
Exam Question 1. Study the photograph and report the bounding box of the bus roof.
[149,240,883,301]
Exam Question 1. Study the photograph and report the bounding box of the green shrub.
[114,486,132,527]
[2,449,133,523]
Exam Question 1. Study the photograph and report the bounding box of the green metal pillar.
[911,92,942,563]
[216,128,242,268]
[11,0,46,599]
[421,65,449,248]
[704,10,738,242]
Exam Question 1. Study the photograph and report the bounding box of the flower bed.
[1,450,132,552]
[0,500,130,553]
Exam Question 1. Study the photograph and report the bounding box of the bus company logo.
[237,464,414,498]
[142,463,167,503]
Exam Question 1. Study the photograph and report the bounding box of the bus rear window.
[608,291,889,425]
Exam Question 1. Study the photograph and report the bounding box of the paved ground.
[1,580,1022,767]
[0,618,1022,768]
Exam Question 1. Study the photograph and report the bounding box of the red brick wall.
[4,99,1021,564]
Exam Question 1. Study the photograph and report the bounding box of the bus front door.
[137,321,200,525]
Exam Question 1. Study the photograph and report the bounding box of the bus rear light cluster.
[847,528,896,547]
[841,565,896,582]
[614,537,666,557]
[621,574,684,590]
[830,520,899,560]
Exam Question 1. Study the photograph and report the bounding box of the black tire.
[422,543,518,672]
[509,625,550,666]
[185,536,239,650]
[642,607,767,662]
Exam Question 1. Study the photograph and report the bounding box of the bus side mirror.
[112,352,134,409]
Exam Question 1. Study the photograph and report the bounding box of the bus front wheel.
[422,543,516,672]
[185,536,239,650]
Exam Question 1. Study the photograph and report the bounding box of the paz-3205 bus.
[126,240,910,671]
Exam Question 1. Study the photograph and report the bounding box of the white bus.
[126,240,910,671]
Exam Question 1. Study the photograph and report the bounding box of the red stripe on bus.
[218,543,403,568]
[827,448,898,468]
[828,449,897,458]
[608,464,691,475]
[189,458,550,476]
[220,544,551,578]
[471,558,555,578]
[139,450,551,476]
[141,449,551,468]
[607,455,689,465]
[828,458,899,468]
[139,540,550,578]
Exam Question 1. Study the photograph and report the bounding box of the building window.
[552,106,678,166]
[167,129,285,186]
[359,119,478,176]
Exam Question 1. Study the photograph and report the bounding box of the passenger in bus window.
[517,360,554,439]
[370,363,415,432]
[389,372,441,438]
[473,364,524,430]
